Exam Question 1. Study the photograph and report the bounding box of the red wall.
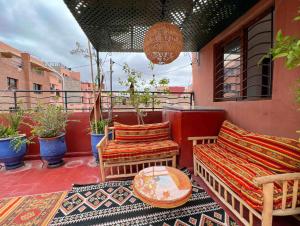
[163,110,226,167]
[21,111,162,160]
[110,111,162,125]
[192,0,300,139]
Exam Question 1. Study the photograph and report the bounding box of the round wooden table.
[132,166,192,208]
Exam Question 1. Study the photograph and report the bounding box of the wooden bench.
[189,121,300,226]
[97,122,179,181]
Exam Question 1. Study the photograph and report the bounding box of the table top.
[133,166,192,208]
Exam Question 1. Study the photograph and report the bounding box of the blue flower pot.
[0,135,27,170]
[38,133,66,168]
[91,132,112,163]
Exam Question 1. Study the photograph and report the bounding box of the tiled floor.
[0,156,99,199]
[193,176,300,226]
[1,158,299,226]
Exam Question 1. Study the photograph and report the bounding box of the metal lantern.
[143,22,183,65]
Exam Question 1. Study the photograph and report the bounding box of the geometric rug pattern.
[0,191,67,226]
[50,169,238,226]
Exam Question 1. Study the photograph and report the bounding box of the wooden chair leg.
[99,154,105,182]
[193,155,197,176]
[172,155,176,168]
[261,183,274,226]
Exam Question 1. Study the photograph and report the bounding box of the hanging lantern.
[143,22,183,65]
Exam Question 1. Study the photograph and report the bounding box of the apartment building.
[0,41,63,111]
[0,41,86,111]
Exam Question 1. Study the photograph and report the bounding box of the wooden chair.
[97,125,179,181]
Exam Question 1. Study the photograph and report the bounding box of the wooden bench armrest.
[253,172,300,219]
[253,173,300,186]
[96,134,108,151]
[188,136,218,146]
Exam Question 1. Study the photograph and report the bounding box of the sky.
[0,0,193,90]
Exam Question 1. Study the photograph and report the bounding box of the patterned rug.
[50,169,238,226]
[0,191,67,226]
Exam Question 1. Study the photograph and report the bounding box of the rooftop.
[63,0,259,52]
[0,0,300,226]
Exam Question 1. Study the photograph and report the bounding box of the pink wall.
[192,0,300,139]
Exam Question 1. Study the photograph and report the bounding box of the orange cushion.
[217,120,249,150]
[194,143,299,211]
[102,140,178,161]
[114,122,170,143]
[235,134,300,173]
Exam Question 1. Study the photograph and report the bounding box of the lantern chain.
[160,0,166,21]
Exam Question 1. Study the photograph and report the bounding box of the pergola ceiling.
[64,0,259,52]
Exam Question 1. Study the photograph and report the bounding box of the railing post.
[64,91,68,111]
[13,90,18,111]
[190,92,194,107]
[152,92,155,111]
[110,91,113,113]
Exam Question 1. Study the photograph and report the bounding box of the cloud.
[0,0,192,90]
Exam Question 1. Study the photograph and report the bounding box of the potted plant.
[29,104,69,168]
[90,119,111,163]
[0,110,28,170]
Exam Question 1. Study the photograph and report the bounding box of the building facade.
[0,42,89,111]
[0,41,63,111]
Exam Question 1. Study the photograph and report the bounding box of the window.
[214,10,273,101]
[32,67,44,75]
[7,77,18,90]
[50,84,56,94]
[33,83,42,94]
[224,83,232,93]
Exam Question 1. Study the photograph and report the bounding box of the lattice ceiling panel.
[64,0,259,52]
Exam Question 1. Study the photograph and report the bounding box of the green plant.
[0,125,18,139]
[0,109,28,151]
[91,119,109,134]
[263,9,300,100]
[118,62,169,124]
[268,30,300,70]
[29,104,69,138]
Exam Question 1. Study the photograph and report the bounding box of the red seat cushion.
[102,140,179,162]
[114,122,170,143]
[194,143,299,211]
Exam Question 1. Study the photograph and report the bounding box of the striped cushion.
[236,134,300,173]
[194,143,299,210]
[114,122,170,143]
[102,140,179,162]
[217,120,249,150]
[217,121,300,173]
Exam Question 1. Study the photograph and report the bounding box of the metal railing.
[0,90,194,112]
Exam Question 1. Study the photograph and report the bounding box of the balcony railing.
[0,90,194,112]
